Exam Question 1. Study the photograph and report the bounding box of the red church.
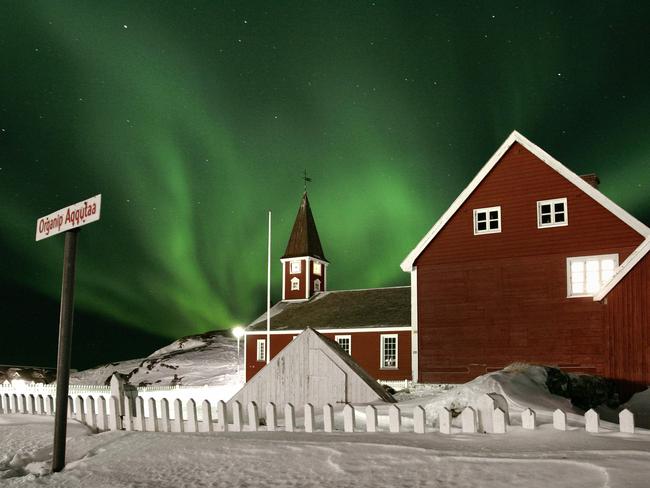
[244,193,412,382]
[245,131,650,389]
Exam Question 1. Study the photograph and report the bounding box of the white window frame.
[314,278,321,292]
[290,260,301,274]
[566,254,618,298]
[313,261,322,276]
[537,197,568,228]
[290,277,300,291]
[473,206,501,235]
[380,334,398,369]
[335,335,351,355]
[256,339,266,361]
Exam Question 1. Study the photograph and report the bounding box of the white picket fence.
[0,390,640,435]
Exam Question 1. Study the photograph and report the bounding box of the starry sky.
[1,1,649,370]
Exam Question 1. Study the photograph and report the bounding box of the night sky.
[1,1,649,370]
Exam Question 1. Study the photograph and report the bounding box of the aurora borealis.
[1,1,649,369]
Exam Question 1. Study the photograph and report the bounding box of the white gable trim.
[594,237,650,301]
[400,130,650,271]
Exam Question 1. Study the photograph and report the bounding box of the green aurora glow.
[1,1,649,364]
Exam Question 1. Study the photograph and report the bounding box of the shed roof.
[247,286,410,331]
[282,192,327,261]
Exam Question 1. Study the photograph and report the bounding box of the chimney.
[580,173,600,189]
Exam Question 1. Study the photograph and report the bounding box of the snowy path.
[1,415,649,487]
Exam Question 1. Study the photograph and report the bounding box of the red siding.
[415,142,645,383]
[245,330,411,382]
[603,253,650,388]
[283,260,306,300]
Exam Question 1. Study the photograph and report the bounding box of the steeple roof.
[282,192,327,261]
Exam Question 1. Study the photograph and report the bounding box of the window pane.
[586,270,600,292]
[541,204,551,214]
[542,214,552,224]
[601,259,615,270]
[476,212,486,222]
[571,261,584,273]
[554,202,565,212]
[555,212,565,222]
[572,282,585,294]
[489,210,499,220]
[489,220,499,230]
[602,268,614,282]
[586,260,599,272]
[477,221,487,231]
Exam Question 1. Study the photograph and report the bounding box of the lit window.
[473,206,501,235]
[314,279,321,292]
[381,334,398,369]
[291,277,300,291]
[290,260,301,274]
[313,262,322,276]
[538,198,568,228]
[256,339,266,361]
[335,335,351,354]
[567,255,618,297]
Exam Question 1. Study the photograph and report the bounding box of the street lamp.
[232,326,245,375]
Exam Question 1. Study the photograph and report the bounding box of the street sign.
[35,194,101,472]
[35,194,101,241]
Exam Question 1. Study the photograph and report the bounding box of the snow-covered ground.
[71,331,241,387]
[2,364,650,486]
[1,414,649,487]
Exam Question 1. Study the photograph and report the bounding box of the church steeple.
[281,192,328,301]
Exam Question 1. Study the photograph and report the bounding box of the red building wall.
[603,253,650,388]
[283,260,306,300]
[245,330,411,382]
[414,142,645,383]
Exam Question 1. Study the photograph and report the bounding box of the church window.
[314,279,321,292]
[313,261,322,276]
[335,335,351,354]
[256,339,266,362]
[291,277,300,291]
[290,260,301,274]
[381,334,398,369]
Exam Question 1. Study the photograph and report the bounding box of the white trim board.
[245,326,412,336]
[594,237,650,301]
[400,130,650,272]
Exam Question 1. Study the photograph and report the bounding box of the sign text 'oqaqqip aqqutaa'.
[35,195,102,241]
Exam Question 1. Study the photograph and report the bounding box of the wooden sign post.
[35,194,101,473]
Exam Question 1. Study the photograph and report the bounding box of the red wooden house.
[244,193,412,382]
[401,131,650,387]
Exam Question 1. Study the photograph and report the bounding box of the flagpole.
[266,210,271,364]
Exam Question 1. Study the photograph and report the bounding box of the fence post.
[108,396,121,431]
[135,397,146,431]
[74,396,85,424]
[232,401,243,432]
[343,404,355,433]
[304,403,315,433]
[201,400,213,433]
[585,409,599,433]
[388,405,401,433]
[493,408,506,434]
[174,399,185,433]
[619,409,635,433]
[160,399,171,433]
[285,403,295,433]
[37,395,45,415]
[46,395,54,416]
[148,398,159,432]
[86,397,97,430]
[217,401,228,432]
[28,394,36,415]
[521,408,536,430]
[186,399,198,433]
[365,405,378,433]
[323,404,334,433]
[266,403,277,432]
[414,406,426,434]
[247,402,259,432]
[439,407,452,434]
[461,407,477,433]
[553,409,567,431]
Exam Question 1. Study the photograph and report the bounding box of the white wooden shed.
[228,328,395,411]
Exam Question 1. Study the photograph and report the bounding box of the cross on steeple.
[302,169,312,193]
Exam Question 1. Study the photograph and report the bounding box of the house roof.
[246,286,411,332]
[594,237,650,301]
[400,130,650,271]
[281,192,327,261]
